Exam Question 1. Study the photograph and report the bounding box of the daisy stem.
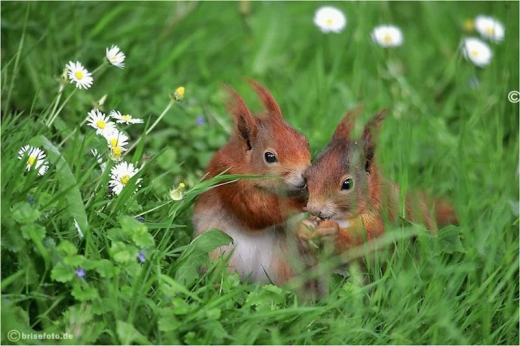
[58,118,88,147]
[128,99,176,152]
[46,88,78,127]
[46,84,66,127]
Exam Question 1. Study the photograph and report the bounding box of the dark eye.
[341,178,354,190]
[264,151,278,164]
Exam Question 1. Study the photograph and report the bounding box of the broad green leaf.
[11,202,41,224]
[72,284,100,302]
[116,320,151,345]
[51,262,75,283]
[56,240,78,256]
[20,223,45,241]
[31,135,89,235]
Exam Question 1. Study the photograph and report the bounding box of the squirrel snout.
[306,202,330,219]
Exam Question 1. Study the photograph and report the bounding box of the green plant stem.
[3,6,30,116]
[128,99,175,153]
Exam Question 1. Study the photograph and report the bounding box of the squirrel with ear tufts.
[193,81,322,290]
[298,106,458,257]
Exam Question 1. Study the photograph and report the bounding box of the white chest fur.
[221,225,279,284]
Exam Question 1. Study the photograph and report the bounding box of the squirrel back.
[193,81,314,287]
[303,106,458,250]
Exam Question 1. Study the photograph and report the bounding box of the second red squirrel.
[298,106,458,254]
[193,81,315,287]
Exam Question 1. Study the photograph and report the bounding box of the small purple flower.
[136,216,144,223]
[76,268,85,278]
[138,252,146,263]
[27,196,35,205]
[196,116,206,126]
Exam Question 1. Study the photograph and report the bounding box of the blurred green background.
[1,1,519,344]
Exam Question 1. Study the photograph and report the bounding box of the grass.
[1,1,519,344]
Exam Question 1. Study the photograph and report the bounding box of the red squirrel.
[193,81,314,287]
[298,106,458,255]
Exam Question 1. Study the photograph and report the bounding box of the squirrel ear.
[362,108,388,172]
[225,86,258,151]
[248,80,283,120]
[332,104,364,140]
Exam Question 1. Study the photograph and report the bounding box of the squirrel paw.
[296,218,339,254]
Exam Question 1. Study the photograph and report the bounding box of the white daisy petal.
[109,110,144,125]
[106,45,126,69]
[313,6,346,34]
[462,37,493,67]
[103,128,129,150]
[475,15,505,42]
[65,61,93,89]
[18,145,50,176]
[371,25,404,47]
[86,109,116,135]
[109,161,142,195]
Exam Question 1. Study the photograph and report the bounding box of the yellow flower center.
[27,156,36,166]
[179,183,185,189]
[326,18,333,25]
[122,115,132,122]
[470,50,479,58]
[110,138,118,147]
[484,26,495,36]
[383,34,393,44]
[97,120,106,129]
[112,146,122,156]
[120,175,130,185]
[75,70,84,80]
[109,54,117,62]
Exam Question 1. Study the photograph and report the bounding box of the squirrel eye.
[341,178,354,190]
[264,151,278,164]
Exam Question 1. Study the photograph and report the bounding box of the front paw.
[296,218,319,241]
[314,220,340,245]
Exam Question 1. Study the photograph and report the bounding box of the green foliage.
[1,1,518,345]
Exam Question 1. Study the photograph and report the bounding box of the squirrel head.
[304,106,388,220]
[225,80,311,195]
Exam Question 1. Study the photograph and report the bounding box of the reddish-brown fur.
[300,106,458,254]
[193,81,319,291]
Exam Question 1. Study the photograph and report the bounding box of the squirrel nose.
[306,202,324,218]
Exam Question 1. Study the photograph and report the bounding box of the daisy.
[313,6,346,34]
[103,129,129,150]
[18,145,49,176]
[475,15,505,42]
[106,45,126,69]
[86,109,116,135]
[65,61,93,89]
[109,161,142,195]
[371,25,404,47]
[109,110,144,124]
[462,37,492,67]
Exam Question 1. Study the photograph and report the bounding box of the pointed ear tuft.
[362,108,388,172]
[332,104,364,140]
[248,80,283,120]
[224,85,258,150]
